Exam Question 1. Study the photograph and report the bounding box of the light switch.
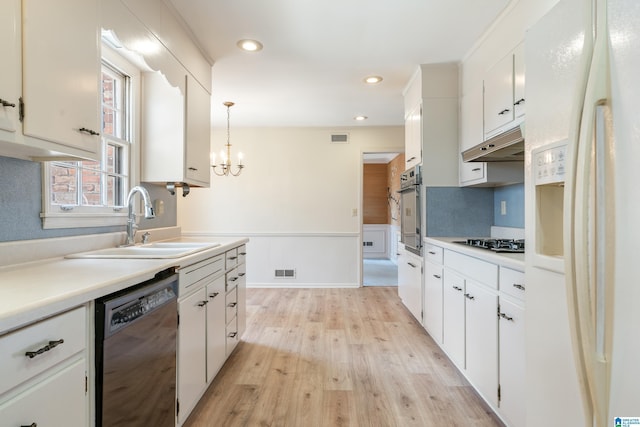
[352,208,358,217]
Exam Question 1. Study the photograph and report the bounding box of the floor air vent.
[274,269,296,278]
[330,133,349,144]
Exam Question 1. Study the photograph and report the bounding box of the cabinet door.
[397,248,423,323]
[22,0,100,156]
[237,262,247,338]
[484,53,514,136]
[404,104,421,168]
[513,44,526,119]
[465,280,498,407]
[178,288,207,424]
[499,297,526,427]
[0,359,86,427]
[424,260,443,344]
[206,276,226,382]
[460,86,484,152]
[442,270,465,368]
[0,0,20,136]
[185,75,211,186]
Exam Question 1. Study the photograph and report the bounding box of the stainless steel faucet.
[124,186,155,246]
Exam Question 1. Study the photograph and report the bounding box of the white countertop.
[424,237,525,271]
[0,236,248,334]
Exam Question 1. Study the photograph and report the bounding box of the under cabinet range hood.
[462,123,525,162]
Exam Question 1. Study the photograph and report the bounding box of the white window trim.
[40,44,141,230]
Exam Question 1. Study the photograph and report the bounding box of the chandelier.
[211,101,244,176]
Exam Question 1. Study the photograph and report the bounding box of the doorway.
[361,152,403,286]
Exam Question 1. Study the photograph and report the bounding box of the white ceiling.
[168,0,511,128]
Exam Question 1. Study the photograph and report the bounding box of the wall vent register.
[274,269,296,278]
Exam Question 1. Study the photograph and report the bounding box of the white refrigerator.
[525,0,640,426]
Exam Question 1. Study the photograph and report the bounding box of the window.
[41,52,139,229]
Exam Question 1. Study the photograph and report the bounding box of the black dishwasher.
[95,268,178,427]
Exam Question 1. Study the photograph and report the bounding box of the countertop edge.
[0,237,249,335]
[424,237,525,271]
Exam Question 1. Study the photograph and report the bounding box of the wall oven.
[399,165,422,255]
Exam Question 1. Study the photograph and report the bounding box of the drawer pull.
[197,301,208,307]
[498,108,511,116]
[1,98,16,108]
[21,423,37,427]
[238,272,246,277]
[452,286,463,292]
[228,276,239,282]
[228,256,238,260]
[464,293,475,300]
[472,167,481,172]
[228,332,237,338]
[78,127,100,136]
[428,251,436,255]
[499,312,514,321]
[513,283,526,291]
[25,339,64,359]
[433,274,441,279]
[239,252,247,256]
[407,262,417,268]
[209,292,220,299]
[227,302,237,308]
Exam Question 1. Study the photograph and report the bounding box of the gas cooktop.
[453,238,525,253]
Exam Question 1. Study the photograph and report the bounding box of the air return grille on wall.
[330,133,349,143]
[274,269,296,278]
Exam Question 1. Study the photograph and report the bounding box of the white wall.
[178,126,404,287]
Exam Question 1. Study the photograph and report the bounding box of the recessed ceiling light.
[354,115,368,121]
[364,75,383,84]
[237,39,263,52]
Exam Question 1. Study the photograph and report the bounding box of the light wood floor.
[184,287,503,427]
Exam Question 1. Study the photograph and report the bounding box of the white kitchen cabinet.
[206,276,226,382]
[423,243,444,343]
[459,160,524,187]
[404,103,422,169]
[0,305,88,426]
[0,0,20,141]
[21,0,101,158]
[177,287,207,424]
[0,359,86,427]
[484,52,514,136]
[397,245,423,323]
[142,72,211,188]
[498,295,526,427]
[465,280,499,408]
[513,43,525,120]
[442,269,466,368]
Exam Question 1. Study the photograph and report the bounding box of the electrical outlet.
[500,200,507,215]
[352,208,358,217]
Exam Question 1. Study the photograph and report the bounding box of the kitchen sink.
[65,242,220,259]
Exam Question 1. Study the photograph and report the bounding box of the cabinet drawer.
[460,162,486,183]
[500,267,526,301]
[179,254,224,295]
[226,267,241,292]
[0,358,86,426]
[225,315,239,355]
[226,287,238,326]
[424,244,443,264]
[225,248,239,270]
[444,250,498,289]
[0,306,86,395]
[237,245,247,264]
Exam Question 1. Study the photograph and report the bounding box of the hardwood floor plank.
[184,287,503,427]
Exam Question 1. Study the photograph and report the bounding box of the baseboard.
[248,282,360,289]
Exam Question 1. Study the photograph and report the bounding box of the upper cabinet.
[142,72,211,188]
[0,0,101,161]
[403,64,459,186]
[0,0,20,139]
[483,43,525,138]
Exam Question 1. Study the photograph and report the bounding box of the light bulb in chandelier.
[211,101,245,176]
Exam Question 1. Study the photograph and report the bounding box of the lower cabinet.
[0,305,88,426]
[398,245,423,323]
[465,280,498,408]
[177,244,247,425]
[427,241,526,426]
[423,259,443,343]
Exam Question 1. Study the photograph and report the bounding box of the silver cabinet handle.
[25,339,64,359]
